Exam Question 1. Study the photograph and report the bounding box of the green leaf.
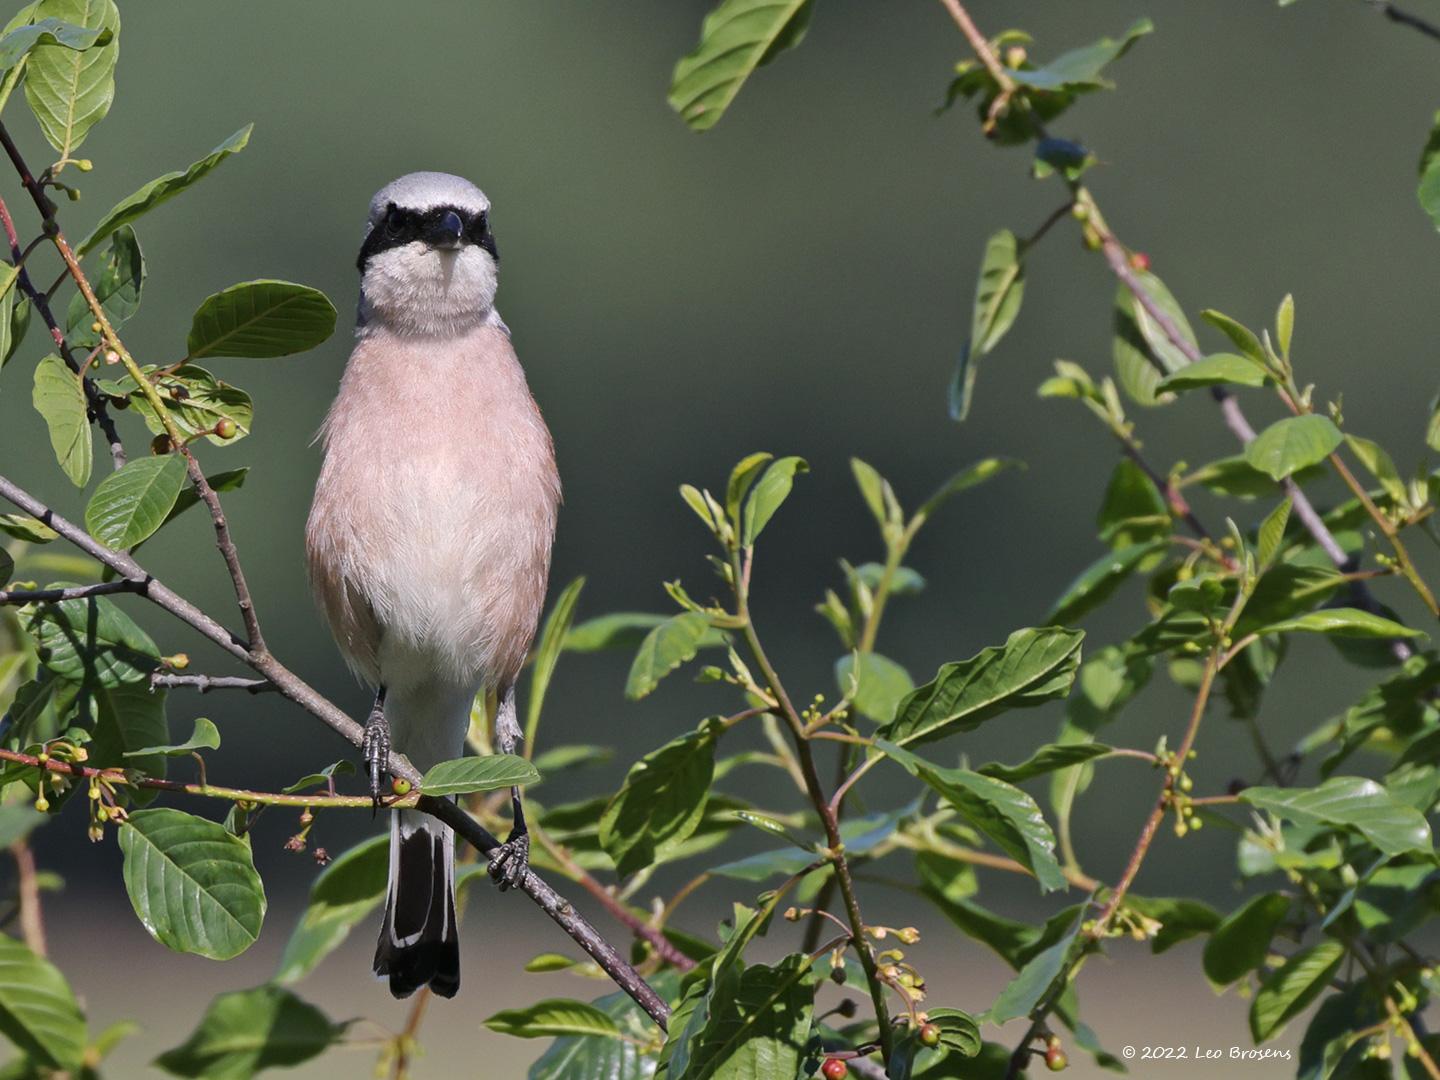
[0,16,109,71]
[485,999,623,1040]
[89,682,169,795]
[1241,777,1433,856]
[124,716,220,758]
[850,457,893,528]
[922,1008,982,1058]
[1156,352,1270,392]
[878,742,1065,893]
[31,355,92,487]
[741,455,807,544]
[0,935,87,1073]
[529,985,670,1080]
[1096,458,1168,547]
[989,922,1082,1024]
[1046,539,1167,624]
[83,453,186,549]
[668,0,814,131]
[154,986,346,1080]
[951,229,1025,421]
[280,759,354,795]
[725,452,772,526]
[1275,294,1295,358]
[1346,434,1407,504]
[835,651,913,724]
[1199,308,1267,366]
[709,804,911,881]
[0,514,56,543]
[1112,270,1194,406]
[1202,892,1291,987]
[26,587,158,685]
[118,807,266,960]
[1122,895,1220,954]
[186,280,337,359]
[66,225,142,346]
[600,718,720,877]
[1256,498,1292,567]
[625,610,713,700]
[527,576,584,743]
[1244,415,1343,481]
[978,743,1113,784]
[674,954,816,1080]
[1249,940,1345,1043]
[916,457,1022,522]
[275,833,386,984]
[115,362,253,446]
[1420,111,1440,231]
[564,611,715,653]
[0,271,29,371]
[530,744,613,775]
[1009,18,1152,91]
[879,627,1084,748]
[420,754,539,797]
[524,953,578,973]
[1248,607,1424,639]
[149,466,247,543]
[77,125,252,256]
[0,808,45,849]
[23,0,118,157]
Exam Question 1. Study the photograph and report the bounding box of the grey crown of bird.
[306,171,560,999]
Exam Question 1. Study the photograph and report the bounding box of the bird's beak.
[427,210,465,250]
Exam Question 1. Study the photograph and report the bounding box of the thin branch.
[0,471,670,1029]
[0,579,148,605]
[149,672,275,694]
[10,840,44,957]
[1366,0,1440,41]
[179,447,266,653]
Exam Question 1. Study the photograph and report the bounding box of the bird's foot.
[489,830,530,892]
[362,700,390,811]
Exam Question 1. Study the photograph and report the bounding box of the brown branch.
[1365,0,1440,41]
[149,672,275,694]
[0,579,148,605]
[10,840,44,957]
[0,472,670,1029]
[179,447,266,653]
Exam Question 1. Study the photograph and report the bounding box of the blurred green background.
[3,0,1440,1075]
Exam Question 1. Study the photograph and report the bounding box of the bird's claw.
[362,713,390,812]
[489,832,530,892]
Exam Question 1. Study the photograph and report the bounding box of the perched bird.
[305,172,560,998]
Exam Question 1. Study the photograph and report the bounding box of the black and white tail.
[374,808,459,998]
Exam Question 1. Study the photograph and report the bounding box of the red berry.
[821,1059,848,1080]
[214,417,238,440]
[919,1024,942,1048]
[1129,251,1151,272]
[391,777,412,796]
[1045,1045,1069,1071]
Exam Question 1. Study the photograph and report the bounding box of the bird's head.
[356,171,500,336]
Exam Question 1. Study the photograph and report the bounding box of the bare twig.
[0,579,147,605]
[149,672,275,694]
[1366,0,1440,41]
[10,840,44,957]
[178,447,266,653]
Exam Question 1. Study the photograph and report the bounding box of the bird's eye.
[384,207,407,237]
